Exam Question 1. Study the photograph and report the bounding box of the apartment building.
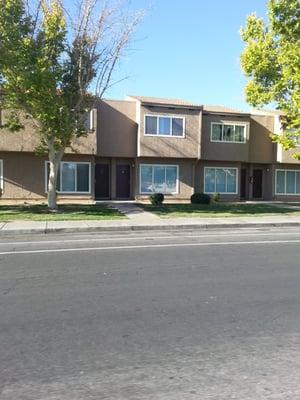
[0,95,299,201]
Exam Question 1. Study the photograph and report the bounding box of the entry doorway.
[240,168,247,200]
[253,169,263,199]
[95,164,110,199]
[116,165,131,199]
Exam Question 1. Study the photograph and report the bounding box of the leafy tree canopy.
[240,0,300,159]
[0,0,142,208]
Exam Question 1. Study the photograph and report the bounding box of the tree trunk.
[48,145,64,210]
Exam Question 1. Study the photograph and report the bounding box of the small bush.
[150,193,164,206]
[191,192,211,204]
[212,192,220,202]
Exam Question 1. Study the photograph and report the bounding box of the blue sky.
[92,1,269,110]
[104,0,269,110]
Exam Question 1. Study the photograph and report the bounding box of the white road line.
[0,235,173,246]
[1,230,300,247]
[0,239,300,256]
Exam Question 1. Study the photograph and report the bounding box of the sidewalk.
[1,214,300,236]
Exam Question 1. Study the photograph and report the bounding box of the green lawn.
[139,203,300,218]
[0,204,125,222]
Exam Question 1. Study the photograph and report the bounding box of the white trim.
[274,115,283,162]
[0,159,3,192]
[136,100,141,157]
[144,114,185,138]
[275,169,300,196]
[90,109,95,130]
[210,122,247,144]
[45,161,91,194]
[203,166,239,194]
[139,164,179,195]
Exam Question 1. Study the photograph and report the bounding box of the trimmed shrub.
[150,193,164,206]
[212,192,220,202]
[191,192,211,204]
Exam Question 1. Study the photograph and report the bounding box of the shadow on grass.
[140,203,300,216]
[0,204,124,221]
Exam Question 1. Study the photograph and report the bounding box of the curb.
[1,221,300,236]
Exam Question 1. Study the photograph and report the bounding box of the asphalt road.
[1,227,300,400]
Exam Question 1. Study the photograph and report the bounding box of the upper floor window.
[145,115,185,137]
[211,123,246,143]
[291,135,300,146]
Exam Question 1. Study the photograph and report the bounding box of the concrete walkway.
[108,202,161,222]
[1,214,300,236]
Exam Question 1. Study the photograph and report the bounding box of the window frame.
[275,169,300,195]
[204,167,238,194]
[144,114,185,138]
[210,122,247,144]
[45,161,91,194]
[291,136,300,147]
[139,164,179,195]
[0,159,3,192]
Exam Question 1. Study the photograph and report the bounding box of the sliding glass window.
[145,115,184,137]
[204,167,238,194]
[140,165,178,194]
[211,123,246,143]
[46,162,90,193]
[276,170,300,195]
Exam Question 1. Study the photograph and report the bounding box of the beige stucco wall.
[201,113,250,162]
[97,100,137,157]
[249,115,275,163]
[135,158,195,200]
[138,105,201,158]
[279,147,300,164]
[0,152,94,200]
[0,110,97,155]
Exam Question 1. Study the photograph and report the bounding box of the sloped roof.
[250,108,285,116]
[127,95,202,109]
[203,104,249,115]
[127,95,250,114]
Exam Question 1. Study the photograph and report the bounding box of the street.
[1,227,300,399]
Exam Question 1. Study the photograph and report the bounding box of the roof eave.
[203,110,251,117]
[141,101,203,110]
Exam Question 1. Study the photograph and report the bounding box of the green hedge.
[150,193,164,205]
[190,193,211,204]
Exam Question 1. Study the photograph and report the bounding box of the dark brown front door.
[253,169,263,199]
[116,165,130,199]
[95,164,110,199]
[240,168,246,199]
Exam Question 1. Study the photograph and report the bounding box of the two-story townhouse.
[126,96,202,201]
[197,105,276,201]
[0,95,299,201]
[0,98,138,201]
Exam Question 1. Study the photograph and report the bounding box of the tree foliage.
[240,0,300,159]
[0,0,142,208]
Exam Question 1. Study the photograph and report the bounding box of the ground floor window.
[0,160,3,192]
[140,164,178,194]
[45,161,91,193]
[204,167,238,194]
[276,169,300,195]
